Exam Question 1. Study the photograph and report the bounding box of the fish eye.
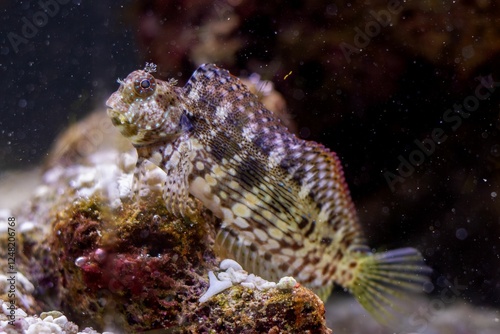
[133,74,156,97]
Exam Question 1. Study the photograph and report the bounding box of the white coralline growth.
[0,302,116,334]
[198,272,233,303]
[199,259,297,303]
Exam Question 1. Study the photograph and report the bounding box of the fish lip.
[105,95,115,110]
[105,93,124,120]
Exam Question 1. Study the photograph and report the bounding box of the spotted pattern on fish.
[106,64,431,326]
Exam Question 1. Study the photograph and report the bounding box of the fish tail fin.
[347,247,432,328]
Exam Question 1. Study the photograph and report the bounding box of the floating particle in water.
[491,145,500,157]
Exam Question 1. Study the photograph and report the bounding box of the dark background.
[1,0,500,309]
[0,0,137,169]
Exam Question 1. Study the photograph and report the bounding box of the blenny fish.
[106,63,431,325]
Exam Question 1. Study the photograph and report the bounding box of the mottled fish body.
[106,64,431,326]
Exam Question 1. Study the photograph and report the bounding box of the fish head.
[106,69,186,146]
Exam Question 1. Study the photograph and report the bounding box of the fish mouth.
[106,107,157,145]
[107,110,141,143]
[107,108,126,126]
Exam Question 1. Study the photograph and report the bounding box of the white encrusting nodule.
[276,276,297,290]
[219,259,243,271]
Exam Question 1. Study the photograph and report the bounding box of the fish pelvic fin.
[314,284,334,302]
[347,247,432,328]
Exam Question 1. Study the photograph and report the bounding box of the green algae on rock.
[196,283,331,334]
[48,194,218,331]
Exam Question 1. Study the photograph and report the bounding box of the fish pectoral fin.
[347,248,432,329]
[136,141,197,218]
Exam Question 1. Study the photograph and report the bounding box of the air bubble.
[491,145,500,157]
[75,256,87,267]
[455,228,468,240]
[94,248,106,263]
[18,99,27,108]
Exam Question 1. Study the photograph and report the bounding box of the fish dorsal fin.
[281,140,367,249]
[184,64,252,107]
[184,64,277,127]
